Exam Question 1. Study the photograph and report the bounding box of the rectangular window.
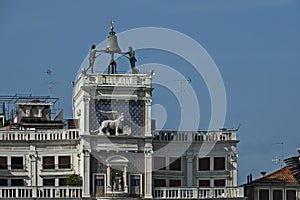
[59,178,67,186]
[11,179,24,186]
[154,157,166,170]
[169,179,181,187]
[198,157,210,171]
[199,179,210,187]
[214,179,225,187]
[96,179,105,186]
[131,179,140,186]
[286,190,296,200]
[259,189,269,200]
[43,179,55,186]
[58,156,71,169]
[0,179,7,186]
[214,157,225,170]
[0,156,7,169]
[169,157,181,171]
[43,156,55,169]
[11,157,23,169]
[154,179,166,187]
[273,189,283,200]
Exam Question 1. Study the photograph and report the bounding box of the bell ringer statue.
[86,19,139,74]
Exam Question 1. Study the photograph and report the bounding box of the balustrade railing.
[81,74,152,87]
[0,186,82,198]
[0,129,79,141]
[153,187,244,199]
[154,130,237,142]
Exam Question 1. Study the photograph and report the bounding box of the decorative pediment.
[106,155,129,165]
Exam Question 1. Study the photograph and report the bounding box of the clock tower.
[72,21,154,198]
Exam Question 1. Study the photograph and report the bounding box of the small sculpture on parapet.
[88,44,103,74]
[91,110,125,136]
[122,46,139,74]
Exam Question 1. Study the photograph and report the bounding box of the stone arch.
[106,155,129,193]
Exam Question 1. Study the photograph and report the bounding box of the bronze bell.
[106,33,121,54]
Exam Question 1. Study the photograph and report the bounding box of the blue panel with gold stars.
[90,99,144,136]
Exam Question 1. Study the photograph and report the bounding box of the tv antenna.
[167,77,192,112]
[45,69,55,95]
[272,142,284,167]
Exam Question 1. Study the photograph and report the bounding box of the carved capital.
[82,149,90,156]
[144,149,153,157]
[145,99,152,104]
[83,97,90,103]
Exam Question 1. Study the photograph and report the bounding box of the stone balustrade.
[153,187,244,199]
[154,130,237,142]
[0,129,79,141]
[0,187,82,198]
[76,73,151,88]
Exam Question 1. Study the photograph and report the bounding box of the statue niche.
[112,169,123,192]
[92,110,126,136]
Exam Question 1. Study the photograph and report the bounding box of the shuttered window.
[154,157,166,170]
[0,157,7,169]
[214,157,225,170]
[199,157,210,171]
[58,156,71,169]
[199,180,210,187]
[169,157,181,171]
[43,156,55,169]
[11,157,23,169]
[154,179,166,187]
[169,179,181,187]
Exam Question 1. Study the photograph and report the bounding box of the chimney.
[260,171,267,177]
[250,173,253,182]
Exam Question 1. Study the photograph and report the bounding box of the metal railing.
[153,187,244,199]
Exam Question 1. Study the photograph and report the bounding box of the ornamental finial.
[110,18,114,31]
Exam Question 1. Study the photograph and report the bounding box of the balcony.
[0,129,79,141]
[153,187,244,199]
[0,186,82,199]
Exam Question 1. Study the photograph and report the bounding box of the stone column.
[25,106,32,117]
[82,149,90,198]
[36,106,44,118]
[186,153,194,186]
[144,147,153,199]
[106,165,111,192]
[123,166,128,192]
[83,97,90,134]
[145,99,152,137]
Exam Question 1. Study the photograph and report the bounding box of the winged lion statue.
[91,110,124,136]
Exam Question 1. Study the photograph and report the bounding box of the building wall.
[245,185,300,200]
[0,130,81,187]
[152,131,239,188]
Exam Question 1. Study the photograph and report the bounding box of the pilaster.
[186,153,194,186]
[144,147,153,199]
[82,148,90,197]
[83,96,90,134]
[145,99,152,137]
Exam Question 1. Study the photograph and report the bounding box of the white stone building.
[0,22,245,199]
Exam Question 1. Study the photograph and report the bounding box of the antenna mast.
[45,69,54,95]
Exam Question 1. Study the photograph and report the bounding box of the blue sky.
[1,0,300,184]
